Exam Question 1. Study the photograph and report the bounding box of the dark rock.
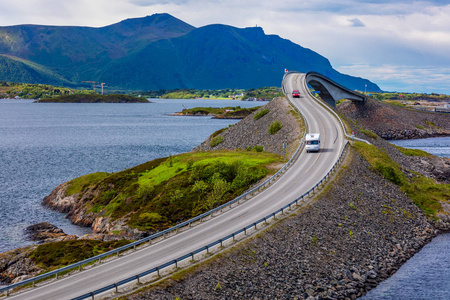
[25,222,67,242]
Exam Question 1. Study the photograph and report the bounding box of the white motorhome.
[305,133,320,153]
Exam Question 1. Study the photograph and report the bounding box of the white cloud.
[0,0,449,93]
[337,64,450,93]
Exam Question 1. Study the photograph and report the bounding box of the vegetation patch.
[352,142,449,217]
[178,106,260,119]
[247,145,264,152]
[211,127,228,138]
[242,87,283,100]
[253,108,269,120]
[30,239,130,271]
[210,136,224,147]
[360,129,378,139]
[64,151,282,233]
[66,172,110,195]
[393,145,432,157]
[268,120,282,135]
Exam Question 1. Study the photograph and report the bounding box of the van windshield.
[307,141,319,145]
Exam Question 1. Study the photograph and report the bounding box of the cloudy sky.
[1,0,449,93]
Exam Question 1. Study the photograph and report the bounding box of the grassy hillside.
[0,81,91,99]
[63,150,282,232]
[0,55,75,87]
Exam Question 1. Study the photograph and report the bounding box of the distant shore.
[34,94,151,103]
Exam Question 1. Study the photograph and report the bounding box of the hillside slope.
[338,98,450,139]
[0,14,380,92]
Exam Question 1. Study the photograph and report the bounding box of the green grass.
[210,136,224,147]
[360,129,378,139]
[179,106,259,118]
[393,145,432,157]
[30,240,130,271]
[268,120,282,135]
[66,172,110,195]
[352,142,449,217]
[64,151,282,233]
[253,108,269,120]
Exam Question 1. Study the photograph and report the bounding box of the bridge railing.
[1,97,307,297]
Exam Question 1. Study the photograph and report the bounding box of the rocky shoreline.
[1,97,449,299]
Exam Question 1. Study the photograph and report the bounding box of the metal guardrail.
[71,143,350,300]
[1,95,307,297]
[70,82,350,300]
[3,73,351,299]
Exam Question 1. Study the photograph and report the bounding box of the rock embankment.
[338,98,449,139]
[127,141,438,299]
[194,97,303,156]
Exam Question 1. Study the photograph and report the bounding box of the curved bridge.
[305,71,366,108]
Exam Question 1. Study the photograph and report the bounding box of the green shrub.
[254,108,269,120]
[30,240,130,270]
[268,120,282,135]
[393,145,431,157]
[246,145,264,152]
[210,136,224,147]
[361,129,378,139]
[254,145,264,152]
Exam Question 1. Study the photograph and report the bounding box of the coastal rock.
[42,182,77,213]
[25,222,66,242]
[0,246,41,285]
[338,98,449,140]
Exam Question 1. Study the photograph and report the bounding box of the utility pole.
[82,81,97,93]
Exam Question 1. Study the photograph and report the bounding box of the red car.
[292,90,300,98]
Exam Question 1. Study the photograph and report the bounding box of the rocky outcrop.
[25,222,77,244]
[338,98,449,140]
[0,246,41,285]
[43,185,145,241]
[194,97,303,156]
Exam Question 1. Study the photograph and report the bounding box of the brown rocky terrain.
[194,97,303,156]
[338,98,449,139]
[0,246,41,285]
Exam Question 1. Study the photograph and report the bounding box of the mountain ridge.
[0,14,381,92]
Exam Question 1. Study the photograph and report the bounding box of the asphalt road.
[10,72,346,299]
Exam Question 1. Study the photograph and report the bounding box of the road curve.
[9,72,346,300]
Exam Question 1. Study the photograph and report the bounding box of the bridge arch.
[305,72,366,108]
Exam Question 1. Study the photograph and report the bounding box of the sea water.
[0,98,262,253]
[361,136,450,299]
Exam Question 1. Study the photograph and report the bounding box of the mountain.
[0,14,381,92]
[0,55,74,86]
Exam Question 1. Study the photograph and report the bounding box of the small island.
[34,94,150,103]
[174,106,260,119]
